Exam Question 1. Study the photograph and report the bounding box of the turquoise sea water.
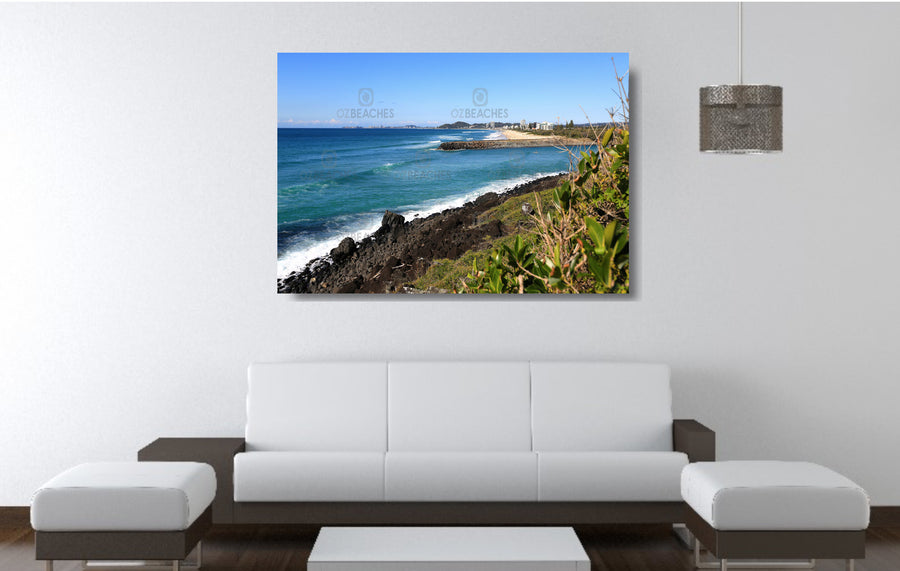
[277,128,576,276]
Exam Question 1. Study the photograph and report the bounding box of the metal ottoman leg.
[694,538,815,569]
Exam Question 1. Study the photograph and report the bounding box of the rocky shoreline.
[277,173,567,294]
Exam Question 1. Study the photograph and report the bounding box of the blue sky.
[278,53,628,128]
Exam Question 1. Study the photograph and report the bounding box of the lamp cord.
[738,1,743,85]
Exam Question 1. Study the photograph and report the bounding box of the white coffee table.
[308,527,590,571]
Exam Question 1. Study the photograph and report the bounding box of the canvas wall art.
[277,53,629,294]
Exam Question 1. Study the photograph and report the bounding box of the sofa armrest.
[673,419,715,462]
[138,437,245,524]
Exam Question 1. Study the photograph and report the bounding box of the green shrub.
[463,64,629,294]
[463,122,629,294]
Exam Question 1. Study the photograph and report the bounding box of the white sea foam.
[396,171,565,221]
[277,170,566,278]
[483,130,505,141]
[403,140,442,150]
[277,217,384,277]
[373,162,398,173]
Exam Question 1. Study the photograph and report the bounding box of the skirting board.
[0,507,30,528]
[4,506,900,528]
[871,507,900,527]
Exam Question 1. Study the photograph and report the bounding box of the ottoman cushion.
[681,461,869,531]
[31,462,216,532]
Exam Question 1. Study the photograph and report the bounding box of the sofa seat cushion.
[30,462,216,532]
[385,453,538,501]
[234,452,384,502]
[681,461,870,530]
[538,452,688,501]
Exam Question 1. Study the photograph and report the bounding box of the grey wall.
[2,2,899,505]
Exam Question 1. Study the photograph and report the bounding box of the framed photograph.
[278,52,629,294]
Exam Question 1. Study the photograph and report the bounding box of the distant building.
[539,121,553,130]
[520,119,527,130]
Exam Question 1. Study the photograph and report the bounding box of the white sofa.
[229,361,715,525]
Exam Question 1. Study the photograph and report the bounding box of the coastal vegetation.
[412,190,552,291]
[422,70,630,294]
[520,124,614,141]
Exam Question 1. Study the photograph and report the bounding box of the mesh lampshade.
[700,84,782,153]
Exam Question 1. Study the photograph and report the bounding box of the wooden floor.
[3,524,900,570]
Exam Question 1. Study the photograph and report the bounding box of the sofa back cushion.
[245,362,387,452]
[388,361,532,452]
[531,361,673,452]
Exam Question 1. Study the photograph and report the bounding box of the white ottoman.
[31,462,216,571]
[681,462,869,571]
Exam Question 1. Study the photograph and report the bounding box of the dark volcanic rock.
[335,275,363,294]
[473,192,500,208]
[277,173,567,294]
[330,237,357,261]
[484,219,502,237]
[381,210,404,229]
[376,211,406,241]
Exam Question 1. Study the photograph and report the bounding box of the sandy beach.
[500,129,550,141]
[499,128,592,146]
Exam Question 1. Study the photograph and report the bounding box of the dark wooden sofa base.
[35,506,212,561]
[234,501,687,525]
[139,419,716,528]
[685,506,866,560]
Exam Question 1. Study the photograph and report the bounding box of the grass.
[412,187,556,292]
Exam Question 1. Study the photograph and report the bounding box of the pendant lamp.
[700,2,782,153]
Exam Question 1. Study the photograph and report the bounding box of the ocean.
[277,128,576,277]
